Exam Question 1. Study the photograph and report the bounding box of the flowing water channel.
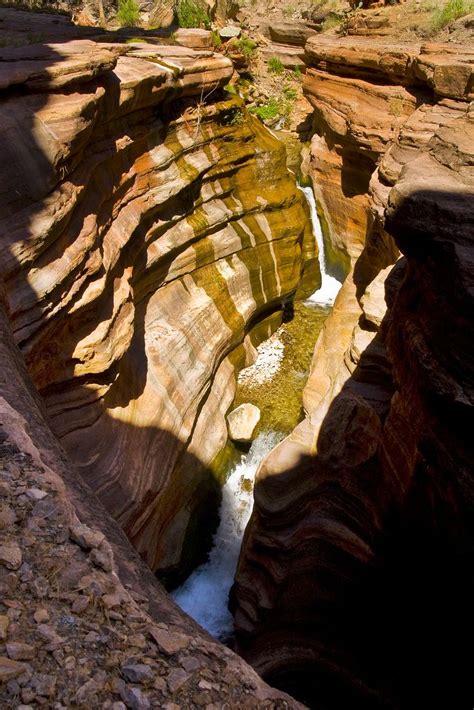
[172,184,342,640]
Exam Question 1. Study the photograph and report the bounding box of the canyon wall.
[232,37,474,709]
[0,9,318,585]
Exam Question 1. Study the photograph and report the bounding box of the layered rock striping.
[232,36,474,708]
[0,12,318,586]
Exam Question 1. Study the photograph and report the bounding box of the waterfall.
[299,185,342,306]
[172,184,341,641]
[172,431,283,640]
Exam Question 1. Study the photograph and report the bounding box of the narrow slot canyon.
[0,3,472,709]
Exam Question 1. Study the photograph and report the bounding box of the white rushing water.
[172,431,282,640]
[172,184,341,640]
[299,185,342,306]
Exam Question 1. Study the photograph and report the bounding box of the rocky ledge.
[0,9,318,588]
[232,35,473,709]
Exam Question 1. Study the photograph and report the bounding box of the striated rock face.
[0,297,304,708]
[0,12,318,586]
[232,37,473,709]
[303,37,473,271]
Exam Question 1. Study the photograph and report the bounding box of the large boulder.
[227,404,261,443]
[173,28,213,49]
[269,23,317,47]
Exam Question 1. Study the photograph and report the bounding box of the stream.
[172,184,342,640]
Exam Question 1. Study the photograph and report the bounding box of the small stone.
[64,656,76,671]
[180,656,202,673]
[198,679,213,690]
[74,671,107,702]
[118,680,150,710]
[0,656,28,682]
[69,523,105,550]
[0,481,11,497]
[111,703,127,710]
[31,576,49,598]
[36,624,64,646]
[33,609,49,624]
[121,662,154,684]
[31,672,57,697]
[0,614,10,640]
[16,705,34,710]
[84,631,101,644]
[21,687,36,703]
[153,676,167,692]
[6,642,35,661]
[0,543,22,570]
[26,488,48,501]
[128,633,147,649]
[102,592,123,609]
[0,503,16,528]
[167,668,190,693]
[72,595,89,614]
[108,611,123,621]
[90,542,113,572]
[149,626,189,655]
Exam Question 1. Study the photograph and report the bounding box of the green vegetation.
[232,303,329,436]
[251,94,295,125]
[250,80,300,128]
[224,83,238,95]
[283,86,298,101]
[268,56,285,74]
[322,13,343,32]
[211,30,222,48]
[176,0,210,28]
[251,98,283,122]
[431,0,474,28]
[221,105,245,126]
[117,0,140,27]
[293,66,303,80]
[235,36,258,61]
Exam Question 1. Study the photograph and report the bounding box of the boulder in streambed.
[227,404,261,443]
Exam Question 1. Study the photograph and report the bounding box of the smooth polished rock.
[227,403,261,443]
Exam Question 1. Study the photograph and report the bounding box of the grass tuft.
[117,0,140,27]
[432,0,474,28]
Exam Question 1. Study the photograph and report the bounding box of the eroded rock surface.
[232,36,473,709]
[0,300,303,708]
[0,10,318,587]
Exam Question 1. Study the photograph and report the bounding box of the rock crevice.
[232,35,473,710]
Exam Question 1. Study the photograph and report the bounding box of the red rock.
[0,656,28,682]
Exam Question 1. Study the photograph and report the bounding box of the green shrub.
[251,98,281,122]
[235,37,258,60]
[117,0,140,27]
[176,0,210,28]
[432,0,474,28]
[268,56,284,74]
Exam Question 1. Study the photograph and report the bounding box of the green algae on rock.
[233,302,329,436]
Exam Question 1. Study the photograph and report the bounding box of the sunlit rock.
[227,403,261,443]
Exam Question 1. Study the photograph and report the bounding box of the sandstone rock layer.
[0,13,318,585]
[232,36,474,709]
